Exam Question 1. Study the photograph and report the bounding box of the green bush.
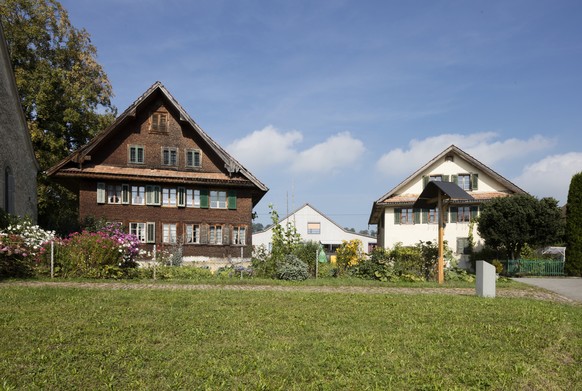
[350,247,394,281]
[293,241,321,276]
[276,254,309,281]
[316,262,338,278]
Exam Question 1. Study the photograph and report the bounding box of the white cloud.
[513,152,582,204]
[228,126,366,176]
[291,132,366,174]
[226,125,302,171]
[375,132,554,178]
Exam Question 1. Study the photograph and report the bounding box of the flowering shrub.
[39,223,141,279]
[0,218,55,278]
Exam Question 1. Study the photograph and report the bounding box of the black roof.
[413,181,474,209]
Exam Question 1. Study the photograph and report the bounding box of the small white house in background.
[253,203,376,254]
[369,145,526,269]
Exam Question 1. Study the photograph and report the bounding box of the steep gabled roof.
[48,81,268,198]
[369,145,526,224]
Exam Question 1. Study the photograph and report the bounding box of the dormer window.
[150,112,168,133]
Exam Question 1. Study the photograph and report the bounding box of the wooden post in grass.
[50,240,54,279]
[413,181,474,285]
[437,192,444,284]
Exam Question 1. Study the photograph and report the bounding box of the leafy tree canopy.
[1,0,116,233]
[477,194,564,259]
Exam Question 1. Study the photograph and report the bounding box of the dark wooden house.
[48,82,268,265]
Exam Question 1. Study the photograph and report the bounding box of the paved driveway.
[512,277,582,302]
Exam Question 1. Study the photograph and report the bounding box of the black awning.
[413,181,474,209]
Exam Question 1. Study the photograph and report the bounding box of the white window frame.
[232,226,246,245]
[457,206,471,223]
[186,189,201,208]
[427,208,439,224]
[401,208,414,224]
[146,185,161,206]
[107,185,122,204]
[185,224,200,244]
[209,225,223,245]
[307,222,321,234]
[162,223,177,244]
[130,222,146,243]
[162,188,177,207]
[132,185,145,205]
[457,174,471,191]
[210,190,227,209]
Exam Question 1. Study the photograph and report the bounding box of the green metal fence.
[502,259,565,277]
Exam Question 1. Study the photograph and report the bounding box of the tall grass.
[1,285,580,390]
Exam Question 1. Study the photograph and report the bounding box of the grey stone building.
[0,22,38,220]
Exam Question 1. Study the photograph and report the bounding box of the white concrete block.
[476,260,496,298]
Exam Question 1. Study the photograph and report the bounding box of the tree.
[252,204,302,278]
[478,194,564,259]
[565,172,582,276]
[252,223,264,233]
[0,0,116,233]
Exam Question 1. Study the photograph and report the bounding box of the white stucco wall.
[253,204,376,253]
[377,150,519,269]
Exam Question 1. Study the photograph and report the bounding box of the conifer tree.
[565,172,582,276]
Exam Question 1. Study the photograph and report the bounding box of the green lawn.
[1,284,580,390]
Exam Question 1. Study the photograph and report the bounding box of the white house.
[369,145,526,269]
[253,203,376,254]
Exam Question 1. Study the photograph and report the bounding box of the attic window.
[150,112,168,133]
[445,155,454,162]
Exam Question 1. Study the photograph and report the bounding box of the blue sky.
[61,0,582,231]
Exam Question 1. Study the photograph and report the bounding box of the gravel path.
[3,280,577,304]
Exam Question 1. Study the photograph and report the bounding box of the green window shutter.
[146,222,156,243]
[470,206,479,219]
[471,174,479,190]
[451,175,458,185]
[97,182,106,204]
[154,186,161,205]
[422,176,429,188]
[394,208,401,225]
[450,207,458,223]
[414,209,420,224]
[122,184,130,204]
[227,190,237,210]
[422,209,428,224]
[443,175,450,182]
[145,185,153,205]
[200,189,209,209]
[178,187,186,207]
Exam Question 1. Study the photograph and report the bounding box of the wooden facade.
[48,82,268,262]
